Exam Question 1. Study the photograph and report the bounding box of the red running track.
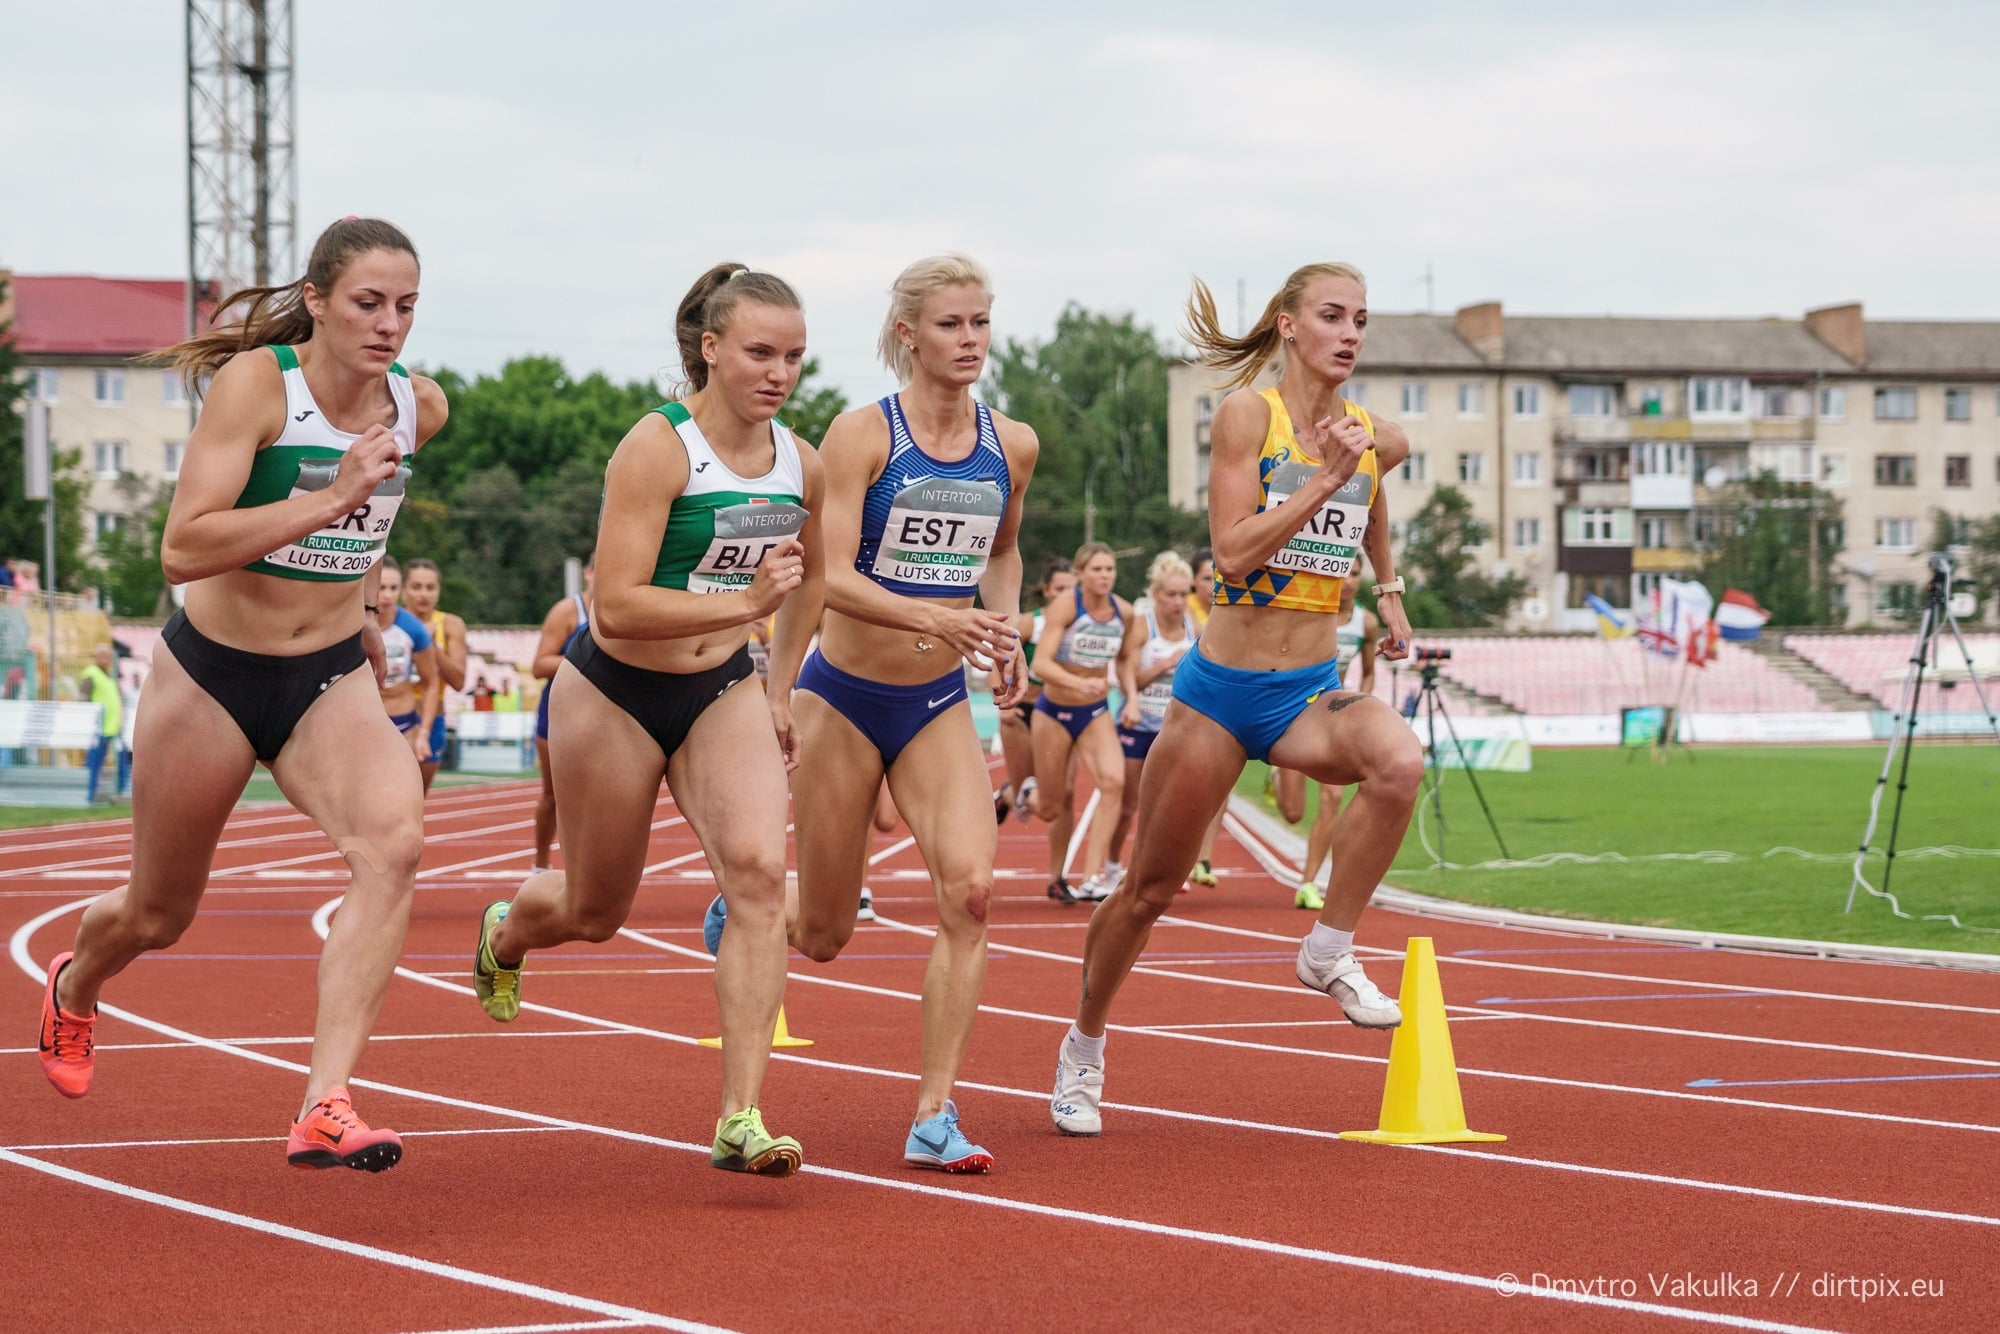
[3,776,1997,1332]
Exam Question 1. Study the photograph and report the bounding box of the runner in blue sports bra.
[997,557,1075,824]
[750,253,1038,1174]
[1051,262,1421,1140]
[529,561,592,870]
[1104,551,1198,891]
[38,218,448,1171]
[476,264,824,1179]
[1031,542,1132,904]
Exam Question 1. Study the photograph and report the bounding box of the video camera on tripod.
[1411,646,1452,664]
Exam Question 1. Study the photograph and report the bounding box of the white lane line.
[6,903,1850,1334]
[394,1328,644,1334]
[0,1149,728,1333]
[757,916,2000,1138]
[1218,813,2000,1016]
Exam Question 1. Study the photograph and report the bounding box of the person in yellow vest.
[77,644,124,803]
[401,557,467,794]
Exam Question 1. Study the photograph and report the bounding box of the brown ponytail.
[149,217,419,393]
[1183,262,1366,393]
[673,263,802,395]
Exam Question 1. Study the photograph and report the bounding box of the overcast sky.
[6,1,1997,407]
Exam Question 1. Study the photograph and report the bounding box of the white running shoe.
[1050,1042,1104,1136]
[1102,861,1126,893]
[1014,775,1038,822]
[1074,872,1113,902]
[1295,944,1403,1029]
[857,887,877,922]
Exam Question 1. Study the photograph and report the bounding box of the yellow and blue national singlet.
[1214,388,1377,617]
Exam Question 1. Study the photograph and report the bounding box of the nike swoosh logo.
[295,409,315,422]
[318,672,346,694]
[321,1127,345,1145]
[927,694,956,709]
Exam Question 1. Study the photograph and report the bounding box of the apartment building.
[3,271,203,551]
[1167,302,2000,629]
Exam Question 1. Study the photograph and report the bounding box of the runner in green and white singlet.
[39,218,448,1171]
[477,264,824,1180]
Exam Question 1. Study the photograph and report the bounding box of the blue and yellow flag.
[1585,592,1633,639]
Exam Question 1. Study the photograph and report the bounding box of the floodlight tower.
[185,0,296,333]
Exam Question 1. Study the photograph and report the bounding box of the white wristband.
[1372,578,1405,598]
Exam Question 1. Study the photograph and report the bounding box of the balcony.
[1559,479,1632,508]
[1632,547,1700,573]
[1556,413,1808,446]
[1631,473,1694,509]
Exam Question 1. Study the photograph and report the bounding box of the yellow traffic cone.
[698,1004,814,1050]
[1340,936,1504,1145]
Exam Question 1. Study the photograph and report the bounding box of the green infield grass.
[1241,744,2000,955]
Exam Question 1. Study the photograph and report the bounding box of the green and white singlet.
[649,401,808,593]
[235,344,417,581]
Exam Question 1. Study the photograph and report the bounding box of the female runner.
[1051,262,1422,1137]
[399,556,466,793]
[1102,551,1198,884]
[474,264,823,1177]
[527,559,593,869]
[372,557,442,768]
[1030,543,1130,903]
[37,217,447,1171]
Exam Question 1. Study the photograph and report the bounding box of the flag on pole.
[1715,588,1772,641]
[1584,592,1633,639]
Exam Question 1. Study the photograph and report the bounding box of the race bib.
[870,479,1005,589]
[1138,675,1176,730]
[1262,462,1372,579]
[687,501,808,595]
[1064,623,1122,671]
[261,460,409,578]
[380,625,415,690]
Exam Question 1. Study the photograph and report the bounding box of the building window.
[164,441,184,478]
[1456,382,1484,417]
[1873,454,1916,486]
[1634,572,1663,601]
[1821,453,1847,486]
[1639,386,1664,415]
[1457,452,1484,484]
[161,373,189,407]
[1758,386,1797,418]
[92,440,127,478]
[1944,387,1972,422]
[1345,381,1368,407]
[1689,377,1747,417]
[1693,509,1723,547]
[1568,507,1629,545]
[1946,455,1971,487]
[1873,387,1917,421]
[30,367,60,402]
[1638,517,1670,548]
[1876,517,1916,550]
[93,369,126,405]
[1941,514,1972,547]
[1401,452,1428,483]
[1401,382,1428,416]
[1512,452,1540,484]
[1513,518,1541,547]
[1818,386,1845,420]
[1634,442,1691,476]
[1876,582,1920,620]
[1567,384,1614,417]
[1512,383,1542,417]
[94,512,124,540]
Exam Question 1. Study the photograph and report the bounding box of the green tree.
[1398,484,1527,627]
[781,356,845,445]
[91,474,173,616]
[987,306,1205,596]
[0,281,91,590]
[1698,471,1844,625]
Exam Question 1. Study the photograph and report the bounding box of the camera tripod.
[1411,660,1511,867]
[1847,554,2000,912]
